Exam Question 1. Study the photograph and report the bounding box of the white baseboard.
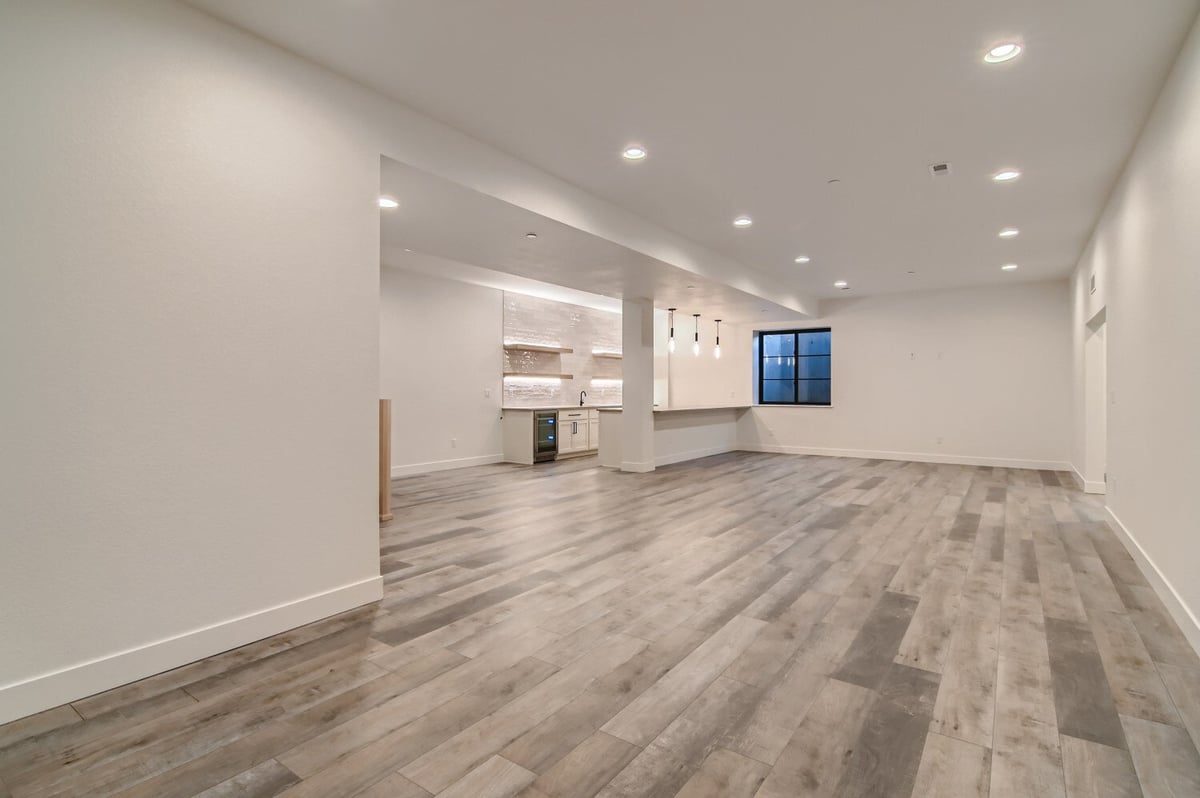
[1070,464,1107,494]
[391,453,503,478]
[655,445,737,467]
[620,459,655,473]
[1105,508,1200,658]
[741,443,1070,472]
[0,576,383,726]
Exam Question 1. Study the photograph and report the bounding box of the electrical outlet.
[484,388,491,398]
[450,438,457,448]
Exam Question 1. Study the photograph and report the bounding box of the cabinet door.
[588,419,599,450]
[561,418,583,453]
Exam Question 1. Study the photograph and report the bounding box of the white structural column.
[621,298,656,472]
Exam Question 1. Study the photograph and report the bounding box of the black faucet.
[579,390,587,407]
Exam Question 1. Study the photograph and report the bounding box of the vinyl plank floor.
[1060,735,1142,798]
[909,732,991,798]
[1,453,1197,797]
[1046,617,1128,750]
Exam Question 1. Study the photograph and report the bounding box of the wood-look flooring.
[3,452,1200,797]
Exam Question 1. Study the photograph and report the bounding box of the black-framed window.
[758,329,831,405]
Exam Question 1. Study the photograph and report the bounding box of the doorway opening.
[1083,309,1107,493]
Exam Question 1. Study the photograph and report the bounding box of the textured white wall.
[381,269,503,474]
[502,293,622,407]
[738,281,1072,469]
[1070,12,1200,646]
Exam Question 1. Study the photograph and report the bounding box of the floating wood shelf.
[591,352,623,359]
[503,344,574,354]
[503,372,574,379]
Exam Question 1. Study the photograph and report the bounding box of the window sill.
[754,404,834,408]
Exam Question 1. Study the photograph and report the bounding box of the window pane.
[762,333,796,357]
[762,380,796,403]
[797,330,831,356]
[763,356,796,380]
[797,355,831,379]
[797,379,831,405]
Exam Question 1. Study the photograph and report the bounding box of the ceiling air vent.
[929,162,953,178]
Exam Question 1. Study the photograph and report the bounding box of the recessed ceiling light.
[906,270,916,275]
[525,232,538,239]
[622,145,647,161]
[834,280,849,288]
[1001,263,1019,271]
[992,169,1021,182]
[984,43,1022,64]
[794,255,811,264]
[378,196,398,209]
[998,227,1020,238]
[733,215,753,228]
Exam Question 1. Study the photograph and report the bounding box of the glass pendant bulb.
[667,307,677,355]
[713,319,722,359]
[668,337,675,354]
[693,340,700,356]
[692,314,701,357]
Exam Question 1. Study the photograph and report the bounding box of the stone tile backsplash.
[503,293,622,407]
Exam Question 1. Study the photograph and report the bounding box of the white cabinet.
[557,409,599,455]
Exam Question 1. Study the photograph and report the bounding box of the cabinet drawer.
[560,411,586,420]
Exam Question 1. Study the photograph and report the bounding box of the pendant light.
[692,314,701,356]
[714,319,722,359]
[667,308,676,354]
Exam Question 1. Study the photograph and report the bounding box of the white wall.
[502,293,622,408]
[381,269,502,475]
[1069,12,1200,649]
[0,0,804,724]
[665,321,753,409]
[738,281,1072,470]
[654,410,742,466]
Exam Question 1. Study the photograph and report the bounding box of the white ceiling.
[192,0,1198,298]
[380,157,805,324]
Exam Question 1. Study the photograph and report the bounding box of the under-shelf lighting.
[503,375,562,383]
[693,314,701,356]
[714,319,722,359]
[668,308,677,354]
[504,340,563,349]
[590,378,623,387]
